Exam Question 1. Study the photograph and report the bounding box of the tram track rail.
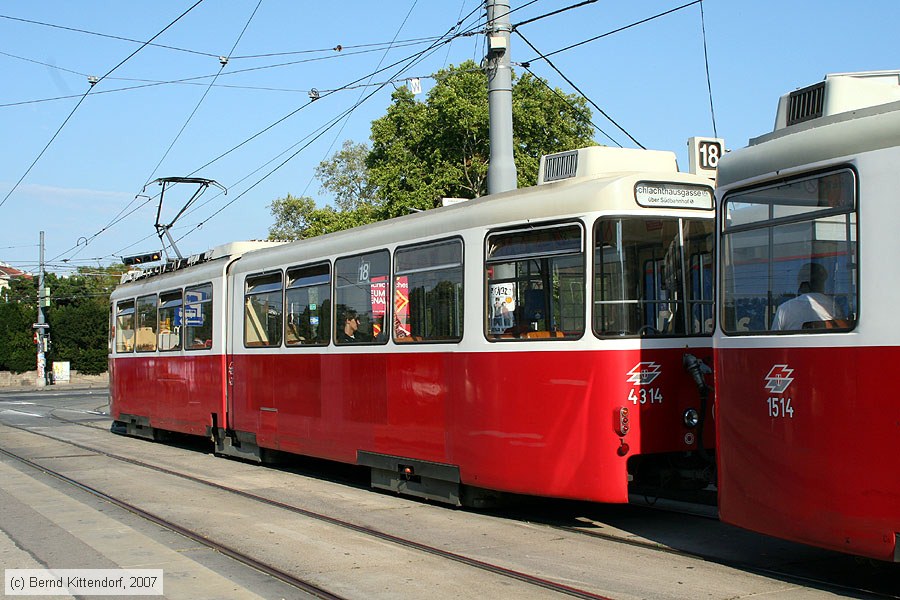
[0,443,347,600]
[2,410,615,600]
[2,401,897,600]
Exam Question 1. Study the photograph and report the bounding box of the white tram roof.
[232,153,712,276]
[115,240,285,293]
[717,71,900,187]
[772,71,900,132]
[111,145,714,291]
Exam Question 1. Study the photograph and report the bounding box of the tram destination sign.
[634,182,714,210]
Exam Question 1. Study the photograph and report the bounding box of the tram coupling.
[682,353,713,465]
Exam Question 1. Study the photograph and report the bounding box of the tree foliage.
[51,300,110,375]
[368,60,596,217]
[269,60,595,235]
[314,140,378,211]
[0,298,34,372]
[0,265,124,375]
[268,193,378,241]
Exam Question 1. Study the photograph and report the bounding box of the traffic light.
[123,251,162,265]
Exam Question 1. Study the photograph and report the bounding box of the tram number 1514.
[767,397,794,418]
[629,388,663,405]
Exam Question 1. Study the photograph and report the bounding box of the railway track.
[3,407,615,600]
[2,397,897,599]
[0,444,346,600]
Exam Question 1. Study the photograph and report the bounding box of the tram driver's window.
[115,299,135,353]
[244,272,283,347]
[335,250,390,345]
[485,223,584,341]
[722,169,857,334]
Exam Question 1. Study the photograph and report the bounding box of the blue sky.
[1,0,897,274]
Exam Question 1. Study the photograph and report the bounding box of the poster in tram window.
[184,290,206,327]
[394,276,410,338]
[370,276,387,336]
[490,283,516,334]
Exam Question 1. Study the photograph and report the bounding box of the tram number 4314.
[767,397,794,418]
[629,388,663,405]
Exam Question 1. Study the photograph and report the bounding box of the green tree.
[50,301,110,375]
[44,266,124,375]
[268,193,377,241]
[367,85,448,218]
[0,298,35,373]
[314,140,378,211]
[267,60,595,237]
[368,60,596,217]
[0,265,124,375]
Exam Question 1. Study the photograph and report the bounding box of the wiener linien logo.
[626,362,662,386]
[764,364,794,394]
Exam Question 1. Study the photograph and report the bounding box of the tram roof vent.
[775,71,900,130]
[537,146,677,185]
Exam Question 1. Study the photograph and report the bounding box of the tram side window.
[158,290,183,351]
[686,220,715,334]
[335,250,390,344]
[722,169,857,333]
[285,263,330,346]
[594,217,715,337]
[184,283,213,350]
[485,224,584,340]
[135,294,158,352]
[244,272,283,347]
[394,239,463,343]
[115,299,135,353]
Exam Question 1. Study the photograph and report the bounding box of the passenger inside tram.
[339,309,366,343]
[771,262,845,330]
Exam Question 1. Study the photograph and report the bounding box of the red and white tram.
[110,145,716,506]
[715,71,900,561]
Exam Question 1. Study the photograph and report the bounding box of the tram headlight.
[683,408,700,429]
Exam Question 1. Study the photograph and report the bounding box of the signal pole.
[35,231,48,387]
[485,0,517,195]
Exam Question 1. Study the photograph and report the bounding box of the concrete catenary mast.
[485,0,517,194]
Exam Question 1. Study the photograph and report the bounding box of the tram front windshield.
[594,217,714,337]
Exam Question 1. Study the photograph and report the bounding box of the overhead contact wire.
[0,0,207,212]
[699,0,717,137]
[175,7,485,242]
[515,30,642,148]
[301,0,421,198]
[143,0,264,186]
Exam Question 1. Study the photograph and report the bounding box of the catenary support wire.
[0,0,207,212]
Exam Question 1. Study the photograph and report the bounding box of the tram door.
[224,269,237,434]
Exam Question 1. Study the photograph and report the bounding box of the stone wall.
[0,370,109,389]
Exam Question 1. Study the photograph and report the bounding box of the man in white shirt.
[772,263,844,331]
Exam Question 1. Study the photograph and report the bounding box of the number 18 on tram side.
[715,71,900,562]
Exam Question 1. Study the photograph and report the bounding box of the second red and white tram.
[110,145,717,506]
[715,71,900,561]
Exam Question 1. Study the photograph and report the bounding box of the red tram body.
[715,72,900,561]
[110,146,717,505]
